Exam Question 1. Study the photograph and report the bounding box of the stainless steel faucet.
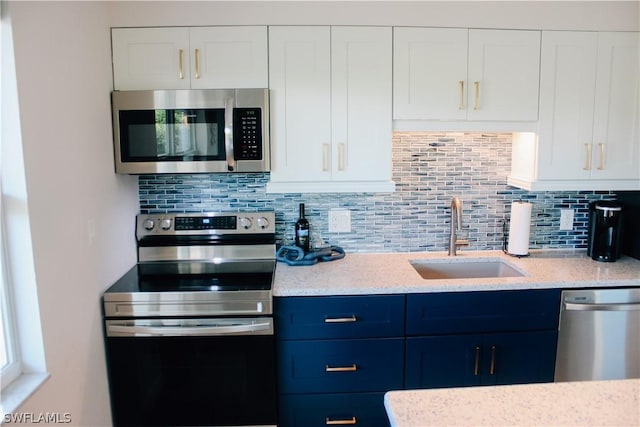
[449,196,469,256]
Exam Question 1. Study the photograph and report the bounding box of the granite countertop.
[384,379,640,427]
[273,249,640,296]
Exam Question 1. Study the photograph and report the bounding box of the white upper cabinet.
[591,32,640,182]
[267,26,394,193]
[466,29,541,121]
[509,31,639,191]
[112,26,268,90]
[112,28,191,90]
[393,28,541,128]
[393,28,468,120]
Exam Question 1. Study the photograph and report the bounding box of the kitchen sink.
[409,258,526,280]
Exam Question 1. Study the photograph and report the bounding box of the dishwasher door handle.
[564,302,640,312]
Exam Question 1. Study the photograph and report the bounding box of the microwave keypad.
[234,108,262,160]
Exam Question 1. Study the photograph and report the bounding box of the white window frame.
[0,2,49,416]
[0,191,23,389]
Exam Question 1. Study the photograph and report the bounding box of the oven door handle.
[106,321,272,337]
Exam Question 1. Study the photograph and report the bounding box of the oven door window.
[119,109,225,162]
[106,334,276,426]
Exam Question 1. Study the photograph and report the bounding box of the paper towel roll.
[507,202,532,256]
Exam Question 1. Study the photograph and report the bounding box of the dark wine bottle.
[295,203,310,252]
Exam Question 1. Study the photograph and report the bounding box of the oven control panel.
[136,211,275,237]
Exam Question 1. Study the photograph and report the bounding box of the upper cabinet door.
[331,27,392,182]
[591,32,640,181]
[268,26,394,192]
[112,28,190,90]
[189,26,268,89]
[112,26,268,90]
[536,31,598,181]
[393,28,468,120]
[467,29,541,121]
[268,26,332,183]
[393,28,541,123]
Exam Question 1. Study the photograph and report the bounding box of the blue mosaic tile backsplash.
[139,132,616,253]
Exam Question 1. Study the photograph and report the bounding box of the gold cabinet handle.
[194,48,200,79]
[178,49,184,80]
[474,346,481,376]
[338,143,346,171]
[584,144,592,170]
[489,345,496,375]
[324,315,357,323]
[597,143,606,170]
[473,81,480,110]
[325,364,357,372]
[459,80,465,110]
[326,417,357,425]
[322,144,330,172]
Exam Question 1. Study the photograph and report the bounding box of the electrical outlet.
[328,209,351,233]
[560,209,574,230]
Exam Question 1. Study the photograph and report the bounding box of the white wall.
[6,1,138,425]
[107,1,639,30]
[5,1,637,426]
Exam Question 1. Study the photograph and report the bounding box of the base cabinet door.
[405,331,558,389]
[405,335,482,389]
[488,331,557,385]
[279,393,389,427]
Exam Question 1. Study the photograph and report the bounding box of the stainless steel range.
[102,211,277,427]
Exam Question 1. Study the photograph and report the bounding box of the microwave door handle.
[224,97,235,171]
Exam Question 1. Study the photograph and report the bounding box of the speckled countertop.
[273,249,640,296]
[384,379,640,427]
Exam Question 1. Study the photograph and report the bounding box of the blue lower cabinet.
[405,330,558,389]
[278,338,405,394]
[279,392,390,427]
[488,330,558,385]
[406,334,483,389]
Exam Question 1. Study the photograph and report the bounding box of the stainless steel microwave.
[112,89,270,174]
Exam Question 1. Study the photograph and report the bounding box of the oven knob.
[256,217,270,229]
[143,219,155,231]
[239,217,252,230]
[160,219,172,231]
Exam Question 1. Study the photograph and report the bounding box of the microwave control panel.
[233,108,263,160]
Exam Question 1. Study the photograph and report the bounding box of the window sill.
[1,373,50,420]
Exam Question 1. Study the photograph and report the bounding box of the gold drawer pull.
[324,315,357,323]
[584,144,592,170]
[325,364,357,372]
[194,48,201,79]
[597,143,606,170]
[326,416,357,425]
[473,81,480,110]
[474,345,481,376]
[490,345,497,375]
[178,49,184,79]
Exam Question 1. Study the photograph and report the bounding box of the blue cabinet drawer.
[278,338,404,394]
[406,289,561,335]
[275,295,405,340]
[279,392,389,427]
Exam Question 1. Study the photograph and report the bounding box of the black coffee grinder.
[587,200,624,262]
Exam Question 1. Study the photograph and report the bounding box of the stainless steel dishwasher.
[555,288,640,382]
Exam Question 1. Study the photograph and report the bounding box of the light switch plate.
[328,209,351,233]
[560,209,574,230]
